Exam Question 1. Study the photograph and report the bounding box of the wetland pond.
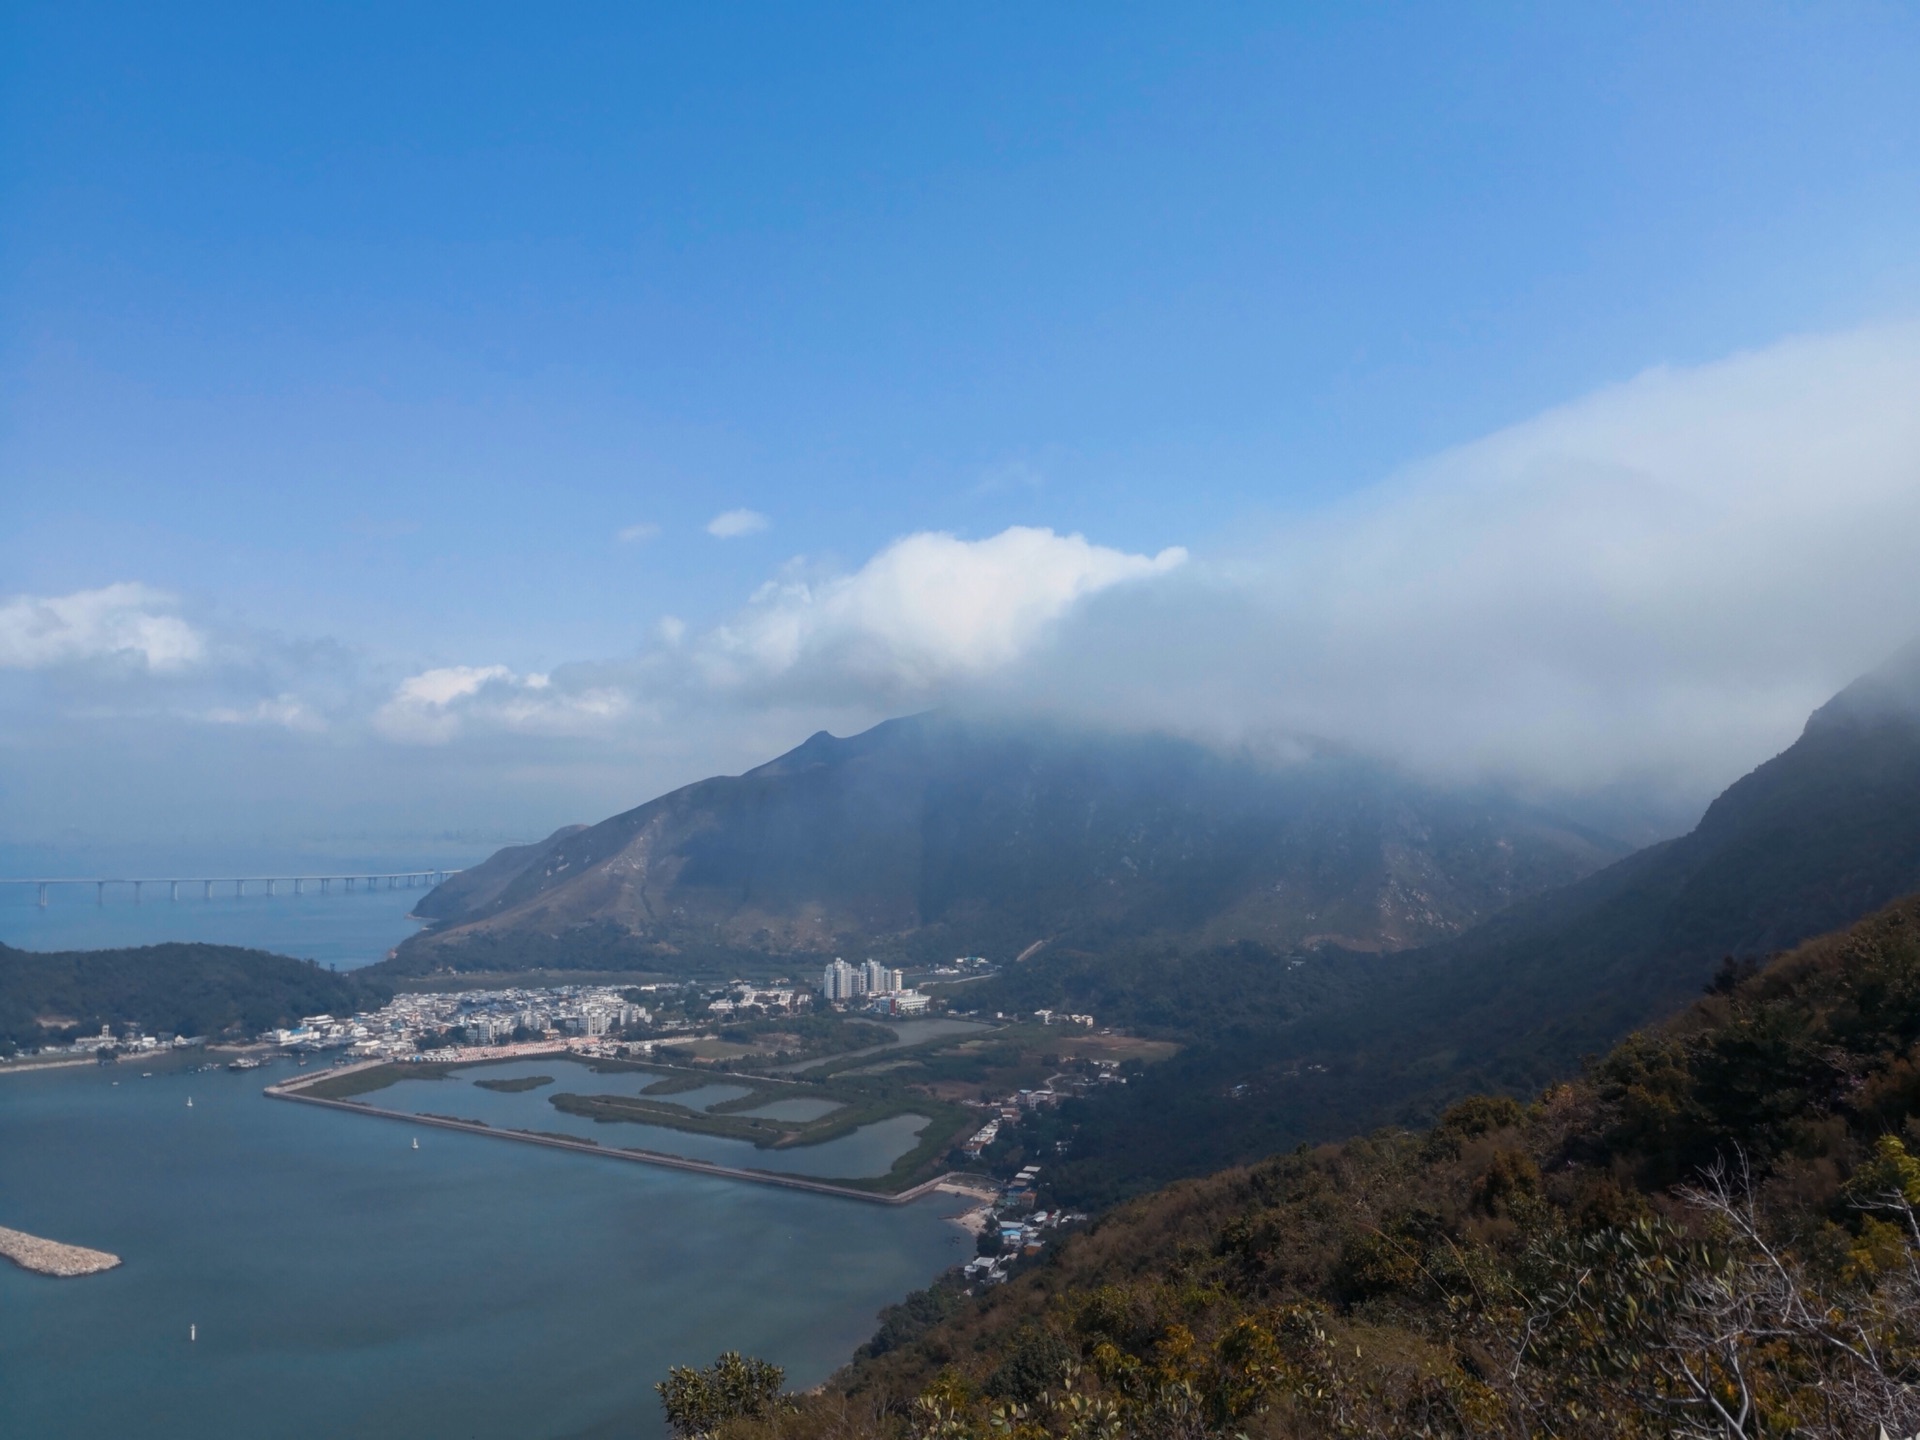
[365,1057,931,1179]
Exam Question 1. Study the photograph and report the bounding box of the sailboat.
[190,1323,197,1342]
[412,1137,419,1150]
[186,1097,193,1108]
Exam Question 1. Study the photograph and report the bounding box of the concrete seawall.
[266,1071,964,1206]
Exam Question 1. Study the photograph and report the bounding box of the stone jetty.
[0,1225,121,1277]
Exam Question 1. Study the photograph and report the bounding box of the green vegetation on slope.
[0,941,392,1054]
[669,892,1920,1439]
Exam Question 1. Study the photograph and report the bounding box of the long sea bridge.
[2,871,460,907]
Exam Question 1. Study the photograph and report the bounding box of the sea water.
[0,842,472,968]
[0,848,970,1437]
[0,1055,968,1439]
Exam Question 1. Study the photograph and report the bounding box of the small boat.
[412,1137,420,1150]
[190,1323,197,1342]
[186,1097,193,1108]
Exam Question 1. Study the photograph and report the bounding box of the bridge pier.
[133,880,142,905]
[169,880,179,901]
[321,878,330,895]
[267,879,276,897]
[235,879,245,899]
[294,878,303,896]
[203,880,213,901]
[96,880,105,906]
[37,882,48,908]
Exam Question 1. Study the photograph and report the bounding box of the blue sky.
[5,4,1920,849]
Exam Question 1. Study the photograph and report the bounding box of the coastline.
[0,1225,121,1278]
[0,1056,101,1078]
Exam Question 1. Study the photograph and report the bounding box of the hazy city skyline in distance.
[6,5,1920,847]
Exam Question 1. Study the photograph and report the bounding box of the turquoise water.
[371,1060,931,1179]
[0,1055,970,1439]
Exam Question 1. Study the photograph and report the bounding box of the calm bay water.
[0,850,969,1437]
[0,1055,968,1439]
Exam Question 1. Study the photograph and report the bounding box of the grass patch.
[639,1072,716,1096]
[474,1074,553,1093]
[299,1062,447,1099]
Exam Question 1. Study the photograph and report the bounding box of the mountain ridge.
[397,714,1626,974]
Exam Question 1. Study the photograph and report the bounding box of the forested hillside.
[974,643,1920,1204]
[673,892,1920,1439]
[0,942,391,1053]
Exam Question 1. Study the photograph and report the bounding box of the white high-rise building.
[861,959,902,995]
[823,957,860,1001]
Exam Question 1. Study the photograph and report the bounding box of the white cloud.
[707,508,770,539]
[375,663,630,744]
[204,695,324,732]
[0,583,206,672]
[705,526,1187,698]
[617,522,661,544]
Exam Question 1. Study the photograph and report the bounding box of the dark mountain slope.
[396,714,1621,974]
[987,643,1920,1202]
[1386,637,1920,1069]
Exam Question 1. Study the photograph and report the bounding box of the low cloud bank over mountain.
[1001,322,1920,802]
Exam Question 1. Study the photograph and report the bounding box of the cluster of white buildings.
[267,985,652,1059]
[707,983,808,1017]
[959,1116,1000,1158]
[819,957,931,1015]
[30,1025,199,1058]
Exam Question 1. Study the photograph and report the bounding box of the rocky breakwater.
[0,1225,121,1277]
